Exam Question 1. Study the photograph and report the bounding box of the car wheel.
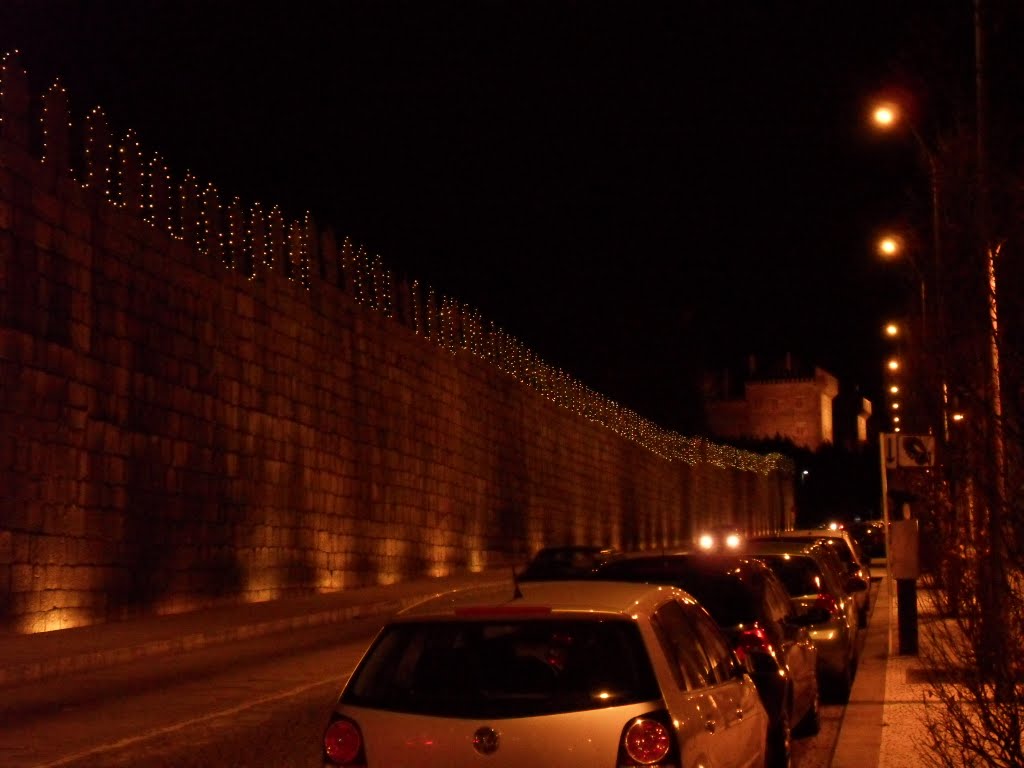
[793,682,821,737]
[767,706,793,768]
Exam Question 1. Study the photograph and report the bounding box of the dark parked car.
[594,551,822,768]
[744,540,866,702]
[516,545,621,581]
[849,520,886,558]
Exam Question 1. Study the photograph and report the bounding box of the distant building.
[849,395,872,447]
[704,354,862,451]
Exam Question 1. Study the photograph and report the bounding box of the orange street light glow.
[885,323,899,337]
[872,104,897,127]
[890,385,899,394]
[888,359,900,371]
[878,236,900,257]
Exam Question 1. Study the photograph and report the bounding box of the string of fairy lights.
[1,49,792,477]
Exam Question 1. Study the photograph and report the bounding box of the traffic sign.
[883,433,936,469]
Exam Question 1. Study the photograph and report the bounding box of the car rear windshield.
[755,555,828,597]
[822,538,858,564]
[596,560,759,626]
[343,617,660,718]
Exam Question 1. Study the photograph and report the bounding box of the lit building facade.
[704,357,844,451]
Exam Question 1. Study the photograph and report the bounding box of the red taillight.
[815,593,840,616]
[737,624,772,655]
[624,718,671,764]
[323,717,364,766]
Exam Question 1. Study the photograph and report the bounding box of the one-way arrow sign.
[884,434,936,469]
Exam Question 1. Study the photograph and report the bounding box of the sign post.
[880,433,934,655]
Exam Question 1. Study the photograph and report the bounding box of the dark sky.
[0,1,984,431]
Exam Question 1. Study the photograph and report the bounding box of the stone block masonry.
[0,53,793,632]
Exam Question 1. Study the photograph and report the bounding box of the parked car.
[744,539,866,702]
[750,529,872,626]
[515,545,621,581]
[849,519,886,558]
[322,580,768,768]
[593,551,823,768]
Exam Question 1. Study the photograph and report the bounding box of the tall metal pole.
[924,149,946,440]
[972,0,1007,687]
[879,434,893,656]
[905,125,941,438]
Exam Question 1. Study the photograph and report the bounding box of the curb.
[0,576,510,689]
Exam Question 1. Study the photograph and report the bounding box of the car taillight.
[618,711,678,766]
[625,719,670,763]
[323,716,366,766]
[814,593,840,616]
[737,624,773,655]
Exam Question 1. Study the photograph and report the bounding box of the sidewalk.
[833,564,945,767]
[0,569,510,689]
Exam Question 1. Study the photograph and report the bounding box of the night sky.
[0,1,988,432]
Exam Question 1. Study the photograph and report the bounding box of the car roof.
[744,538,820,554]
[752,531,865,562]
[601,550,770,573]
[592,552,779,622]
[753,529,842,538]
[754,529,856,545]
[396,579,695,619]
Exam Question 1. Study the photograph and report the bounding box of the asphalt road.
[0,579,880,768]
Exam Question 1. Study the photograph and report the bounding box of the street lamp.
[870,98,945,435]
[876,233,928,346]
[869,99,941,313]
[877,234,900,257]
[871,104,897,127]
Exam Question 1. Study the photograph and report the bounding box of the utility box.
[890,519,920,579]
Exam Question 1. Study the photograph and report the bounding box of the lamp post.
[871,104,943,308]
[870,99,947,652]
[876,234,928,352]
[882,324,908,435]
[870,101,947,439]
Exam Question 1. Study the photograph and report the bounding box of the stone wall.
[0,53,793,633]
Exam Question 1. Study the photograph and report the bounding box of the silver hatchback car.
[322,580,768,768]
[744,540,866,702]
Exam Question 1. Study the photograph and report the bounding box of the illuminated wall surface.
[0,53,794,633]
